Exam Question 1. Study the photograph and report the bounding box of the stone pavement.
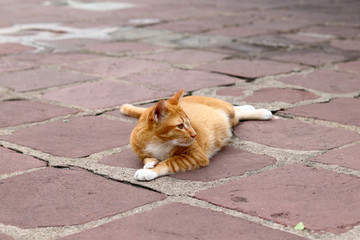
[0,0,360,239]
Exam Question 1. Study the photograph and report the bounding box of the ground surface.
[0,0,360,239]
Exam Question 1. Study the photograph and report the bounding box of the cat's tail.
[120,104,147,119]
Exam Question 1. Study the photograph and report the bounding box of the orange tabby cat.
[120,89,272,181]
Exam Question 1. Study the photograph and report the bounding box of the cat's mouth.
[175,138,194,146]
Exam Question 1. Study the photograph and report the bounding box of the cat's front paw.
[134,169,159,181]
[143,160,158,169]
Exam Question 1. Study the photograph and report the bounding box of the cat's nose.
[191,131,197,139]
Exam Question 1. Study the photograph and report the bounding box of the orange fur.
[120,89,272,181]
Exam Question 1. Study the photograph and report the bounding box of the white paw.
[235,105,255,111]
[144,161,158,169]
[258,109,272,120]
[134,169,158,181]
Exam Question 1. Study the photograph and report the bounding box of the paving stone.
[195,164,360,233]
[302,26,360,39]
[234,118,360,151]
[1,116,134,158]
[43,80,171,109]
[64,57,170,77]
[61,202,306,240]
[0,68,96,92]
[0,147,46,175]
[99,149,142,169]
[206,26,271,38]
[173,147,276,182]
[80,41,160,55]
[283,98,360,126]
[199,59,303,79]
[282,32,333,43]
[0,167,165,228]
[278,69,360,94]
[139,49,228,66]
[0,59,35,74]
[0,233,13,240]
[216,86,245,97]
[338,60,360,74]
[123,69,238,92]
[0,100,78,127]
[309,144,360,171]
[0,43,34,55]
[330,40,360,51]
[267,52,347,66]
[242,88,319,104]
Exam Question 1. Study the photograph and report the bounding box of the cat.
[120,89,272,181]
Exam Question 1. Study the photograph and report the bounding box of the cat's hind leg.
[234,105,272,121]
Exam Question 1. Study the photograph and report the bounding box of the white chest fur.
[145,142,175,161]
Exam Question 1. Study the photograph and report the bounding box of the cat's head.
[148,89,197,146]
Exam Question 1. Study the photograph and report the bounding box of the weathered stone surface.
[216,86,245,97]
[309,144,360,171]
[0,167,165,228]
[0,68,96,92]
[82,41,160,55]
[278,69,360,94]
[0,43,34,55]
[99,149,142,169]
[242,88,319,103]
[268,52,347,66]
[173,147,276,182]
[234,118,360,151]
[43,80,171,109]
[330,40,360,51]
[61,203,306,240]
[199,59,303,78]
[123,70,238,92]
[1,116,134,158]
[196,164,360,233]
[0,233,13,240]
[283,98,360,126]
[0,100,78,127]
[0,59,35,74]
[64,57,170,77]
[0,147,46,175]
[206,26,271,38]
[338,60,360,74]
[139,49,228,66]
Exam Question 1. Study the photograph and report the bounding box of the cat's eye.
[176,123,184,129]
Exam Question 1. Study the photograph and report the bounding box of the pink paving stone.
[0,167,165,228]
[195,164,360,234]
[0,68,96,92]
[0,100,78,127]
[64,57,170,77]
[0,147,46,175]
[0,58,35,74]
[241,88,319,104]
[0,43,34,55]
[268,52,347,66]
[139,49,228,65]
[330,40,360,51]
[234,118,360,151]
[278,69,360,94]
[0,233,13,240]
[61,202,306,240]
[43,80,172,109]
[0,116,134,158]
[309,144,360,171]
[338,60,360,74]
[99,149,142,169]
[283,98,360,127]
[216,86,245,97]
[123,69,238,92]
[8,53,101,66]
[282,32,332,43]
[173,147,276,182]
[199,59,303,79]
[302,26,360,39]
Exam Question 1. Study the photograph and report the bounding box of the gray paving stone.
[0,167,165,228]
[234,118,360,151]
[0,100,78,127]
[1,116,134,158]
[0,147,46,175]
[61,203,306,240]
[196,164,360,233]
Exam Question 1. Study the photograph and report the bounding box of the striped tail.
[120,104,147,119]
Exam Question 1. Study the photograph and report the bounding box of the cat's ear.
[151,99,167,123]
[167,89,184,105]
